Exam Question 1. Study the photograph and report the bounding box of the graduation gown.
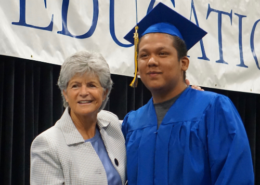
[122,87,254,185]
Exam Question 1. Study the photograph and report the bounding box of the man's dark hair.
[170,35,188,81]
[171,36,187,60]
[137,34,188,81]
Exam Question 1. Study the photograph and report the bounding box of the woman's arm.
[30,133,64,185]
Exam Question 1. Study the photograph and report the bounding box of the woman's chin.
[71,107,99,118]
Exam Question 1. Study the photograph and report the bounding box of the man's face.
[138,33,188,93]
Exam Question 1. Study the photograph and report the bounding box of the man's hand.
[185,79,204,91]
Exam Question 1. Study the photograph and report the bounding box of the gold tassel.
[130,26,139,88]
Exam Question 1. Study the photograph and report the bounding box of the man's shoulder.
[126,100,151,119]
[189,87,219,98]
[185,88,235,117]
[187,88,229,105]
[125,89,223,118]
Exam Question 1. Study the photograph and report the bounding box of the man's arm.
[207,95,254,185]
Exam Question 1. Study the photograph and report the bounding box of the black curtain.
[0,55,259,184]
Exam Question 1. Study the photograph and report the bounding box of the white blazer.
[30,108,126,185]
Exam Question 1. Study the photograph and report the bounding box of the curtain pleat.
[256,96,260,183]
[52,66,64,123]
[0,55,259,184]
[245,94,257,170]
[38,64,53,133]
[32,64,39,138]
[12,61,26,185]
[109,75,129,119]
[1,58,15,185]
[24,62,35,185]
[0,61,4,173]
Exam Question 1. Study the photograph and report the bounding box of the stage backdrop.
[0,55,259,185]
[0,0,260,93]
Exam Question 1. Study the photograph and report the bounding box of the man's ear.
[181,56,189,71]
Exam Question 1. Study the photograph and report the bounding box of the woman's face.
[63,73,107,119]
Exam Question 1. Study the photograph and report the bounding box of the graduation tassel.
[130,0,139,88]
[129,26,139,88]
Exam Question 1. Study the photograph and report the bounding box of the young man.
[122,3,254,185]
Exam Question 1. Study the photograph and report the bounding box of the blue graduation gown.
[122,87,254,185]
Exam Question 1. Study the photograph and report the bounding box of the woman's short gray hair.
[57,50,113,110]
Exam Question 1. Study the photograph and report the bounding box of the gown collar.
[147,87,191,125]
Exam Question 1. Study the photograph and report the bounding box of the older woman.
[30,51,126,185]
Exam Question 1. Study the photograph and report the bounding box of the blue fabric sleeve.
[206,95,254,185]
[121,112,133,183]
[122,112,131,139]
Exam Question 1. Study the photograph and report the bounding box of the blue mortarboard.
[124,2,207,50]
[125,2,207,87]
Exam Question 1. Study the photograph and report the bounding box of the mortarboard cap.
[124,2,207,87]
[124,2,207,50]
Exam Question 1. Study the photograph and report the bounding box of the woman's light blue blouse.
[85,128,121,185]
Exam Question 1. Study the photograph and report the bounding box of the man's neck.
[151,83,187,104]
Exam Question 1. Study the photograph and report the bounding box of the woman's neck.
[70,110,98,140]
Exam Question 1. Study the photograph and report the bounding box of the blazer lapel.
[97,110,126,184]
[55,108,85,145]
[96,111,111,152]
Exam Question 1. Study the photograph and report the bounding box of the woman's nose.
[79,86,89,96]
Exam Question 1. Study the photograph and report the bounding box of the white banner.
[0,0,260,93]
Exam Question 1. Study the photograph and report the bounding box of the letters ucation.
[12,0,260,70]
